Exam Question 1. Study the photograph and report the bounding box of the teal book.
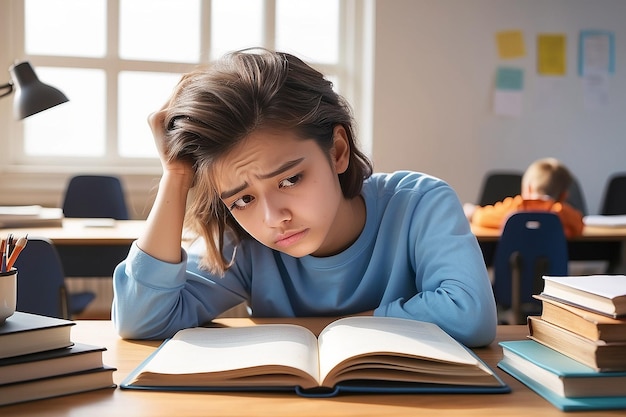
[498,340,626,411]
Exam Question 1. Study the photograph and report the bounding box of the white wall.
[2,0,625,217]
[371,0,626,214]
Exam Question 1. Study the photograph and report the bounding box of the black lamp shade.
[9,61,69,120]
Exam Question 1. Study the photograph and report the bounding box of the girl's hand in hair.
[148,107,195,190]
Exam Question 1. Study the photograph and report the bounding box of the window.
[4,0,367,172]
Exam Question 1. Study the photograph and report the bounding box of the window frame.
[2,0,369,176]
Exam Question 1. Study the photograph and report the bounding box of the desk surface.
[0,218,146,245]
[471,223,626,242]
[3,319,623,417]
[3,218,626,246]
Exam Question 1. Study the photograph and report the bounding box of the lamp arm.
[0,82,14,98]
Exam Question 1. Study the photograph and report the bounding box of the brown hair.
[522,157,573,201]
[161,48,372,274]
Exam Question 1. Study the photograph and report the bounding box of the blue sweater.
[112,171,497,346]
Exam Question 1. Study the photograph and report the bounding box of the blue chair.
[493,212,568,324]
[14,237,96,319]
[62,175,129,220]
[60,174,131,286]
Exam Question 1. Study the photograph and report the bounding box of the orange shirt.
[471,195,584,238]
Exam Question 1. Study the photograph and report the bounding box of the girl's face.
[214,127,364,258]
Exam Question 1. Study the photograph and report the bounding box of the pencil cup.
[0,268,17,324]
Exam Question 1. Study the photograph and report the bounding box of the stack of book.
[498,274,626,411]
[0,311,116,406]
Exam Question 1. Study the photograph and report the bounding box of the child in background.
[466,158,584,237]
[111,48,496,347]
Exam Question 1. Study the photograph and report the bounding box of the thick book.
[498,340,626,411]
[0,343,106,385]
[121,317,509,397]
[0,312,74,359]
[535,294,626,342]
[583,214,626,228]
[541,275,626,318]
[0,205,64,228]
[0,366,116,406]
[528,316,626,371]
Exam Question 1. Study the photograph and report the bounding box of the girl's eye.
[279,174,302,189]
[230,195,254,210]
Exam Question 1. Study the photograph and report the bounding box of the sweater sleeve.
[375,184,498,347]
[111,242,248,340]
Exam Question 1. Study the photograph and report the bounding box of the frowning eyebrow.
[219,157,305,200]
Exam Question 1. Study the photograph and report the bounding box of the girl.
[112,48,497,347]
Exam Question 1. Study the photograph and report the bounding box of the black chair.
[600,173,626,215]
[493,212,568,325]
[476,171,523,267]
[566,176,588,216]
[62,175,129,220]
[477,171,523,206]
[14,237,95,319]
[569,173,626,273]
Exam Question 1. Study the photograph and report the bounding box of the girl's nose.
[262,194,291,227]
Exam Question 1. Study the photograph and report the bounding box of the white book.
[542,275,626,318]
[583,215,626,228]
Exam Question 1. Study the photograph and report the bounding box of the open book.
[121,317,508,397]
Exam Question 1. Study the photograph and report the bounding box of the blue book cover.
[498,340,626,411]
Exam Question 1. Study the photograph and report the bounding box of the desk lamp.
[0,61,68,119]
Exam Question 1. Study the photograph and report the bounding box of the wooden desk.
[472,224,626,273]
[0,218,146,246]
[471,223,626,243]
[3,319,623,417]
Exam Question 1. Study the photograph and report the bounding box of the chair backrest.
[478,171,523,206]
[493,212,568,320]
[13,237,69,319]
[566,176,588,216]
[62,175,129,220]
[600,173,626,215]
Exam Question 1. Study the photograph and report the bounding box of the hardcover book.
[535,294,626,342]
[528,316,626,371]
[0,366,116,406]
[0,312,74,359]
[121,316,509,397]
[500,340,626,397]
[541,275,626,318]
[0,342,106,385]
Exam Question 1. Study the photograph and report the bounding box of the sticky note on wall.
[496,30,526,59]
[537,34,566,75]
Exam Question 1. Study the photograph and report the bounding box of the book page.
[317,317,488,386]
[137,325,320,383]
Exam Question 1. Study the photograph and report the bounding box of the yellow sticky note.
[496,30,526,59]
[537,34,566,75]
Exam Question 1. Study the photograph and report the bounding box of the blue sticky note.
[496,67,524,91]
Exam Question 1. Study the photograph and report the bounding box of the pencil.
[6,236,28,271]
[0,237,6,273]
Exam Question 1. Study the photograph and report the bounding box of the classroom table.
[472,223,626,273]
[2,318,623,417]
[0,218,146,246]
[0,218,146,277]
[471,223,626,243]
